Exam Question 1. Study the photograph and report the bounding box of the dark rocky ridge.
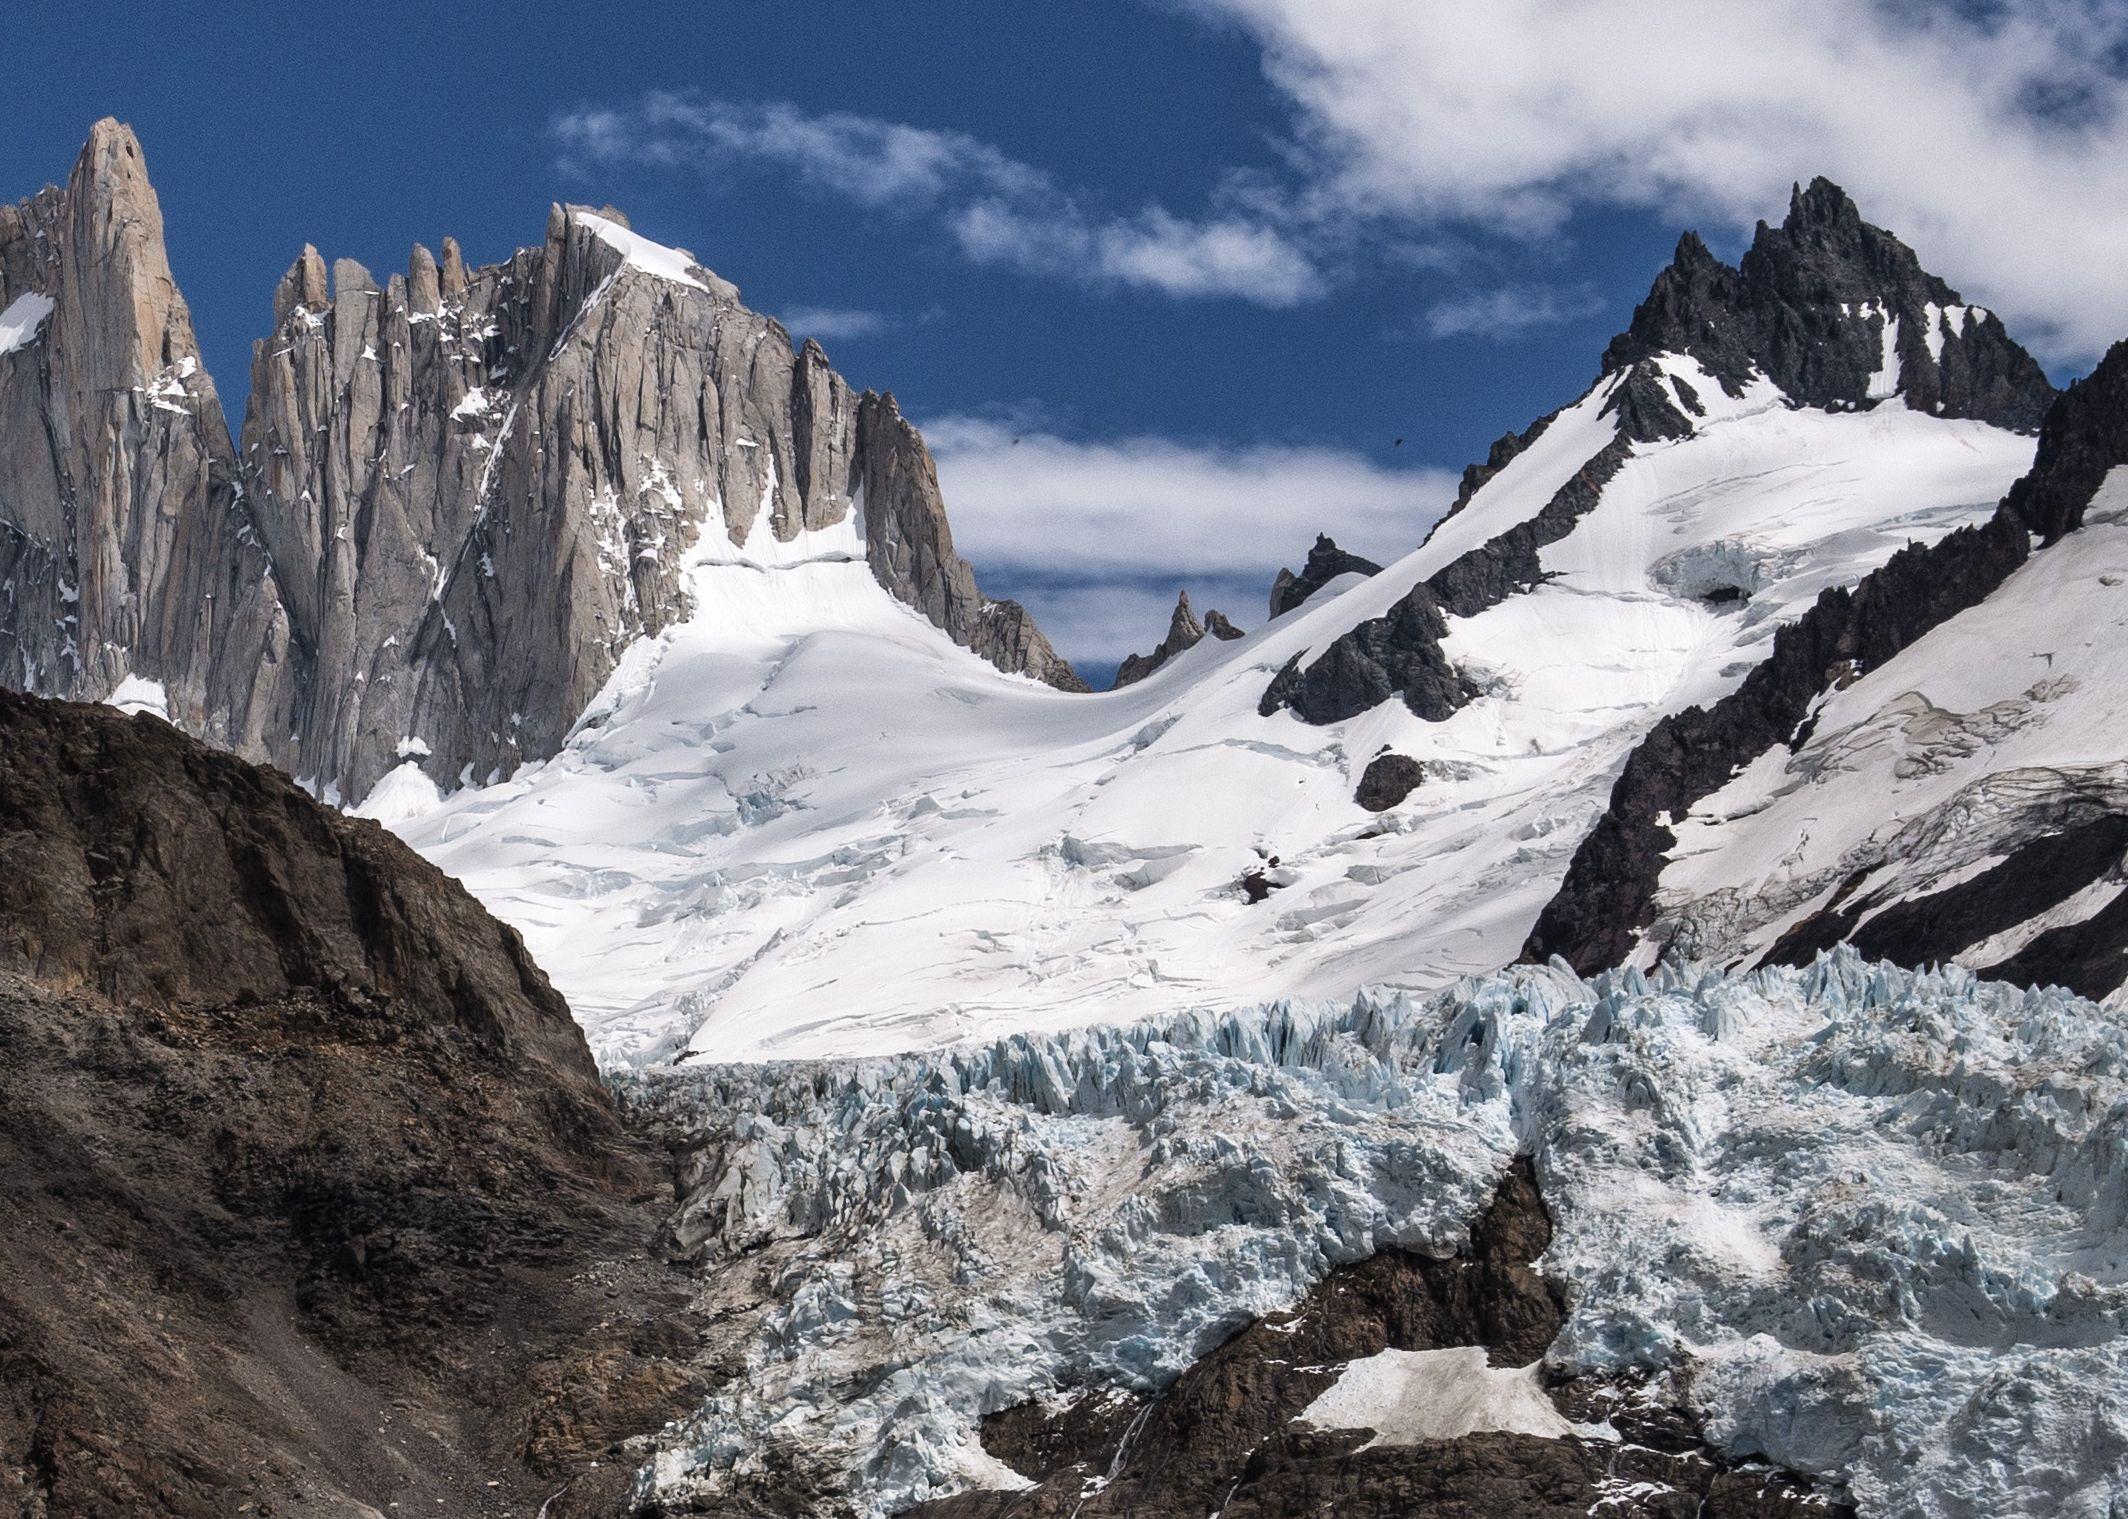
[908,1161,1846,1519]
[1111,590,1242,688]
[1262,424,1637,725]
[0,689,696,1517]
[1525,342,2128,975]
[0,122,1081,807]
[1268,534,1384,617]
[1760,812,2128,996]
[1604,178,2054,430]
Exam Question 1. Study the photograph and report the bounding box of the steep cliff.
[244,205,1083,799]
[0,120,295,758]
[1,123,1080,806]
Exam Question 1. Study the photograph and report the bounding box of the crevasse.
[616,950,2128,1518]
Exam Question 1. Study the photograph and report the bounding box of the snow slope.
[1650,466,2128,985]
[395,359,2032,1064]
[616,952,2128,1518]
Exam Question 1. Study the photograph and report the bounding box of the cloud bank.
[924,417,1451,662]
[559,7,2128,356]
[1186,0,2128,358]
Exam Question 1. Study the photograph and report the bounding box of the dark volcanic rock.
[1525,342,2128,975]
[1265,435,1632,725]
[908,1161,1845,1519]
[1259,582,1473,724]
[1603,179,2054,430]
[0,690,694,1518]
[1270,535,1386,617]
[1355,751,1424,812]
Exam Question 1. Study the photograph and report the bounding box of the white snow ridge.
[616,953,2128,1518]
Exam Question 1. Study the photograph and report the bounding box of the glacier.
[615,950,2128,1517]
[397,354,2034,1067]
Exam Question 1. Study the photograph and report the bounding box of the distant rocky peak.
[1112,589,1241,689]
[1604,177,2054,430]
[1269,535,1384,617]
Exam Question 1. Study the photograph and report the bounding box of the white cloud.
[924,416,1451,661]
[1184,0,2128,359]
[554,94,1322,307]
[952,202,1323,306]
[1424,283,1604,341]
[778,306,891,341]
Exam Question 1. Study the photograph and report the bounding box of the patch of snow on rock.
[0,290,55,358]
[103,674,170,721]
[1298,1347,1576,1446]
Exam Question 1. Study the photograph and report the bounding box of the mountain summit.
[1603,177,2055,429]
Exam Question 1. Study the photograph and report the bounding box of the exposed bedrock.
[0,122,1082,806]
[1112,589,1242,688]
[1269,533,1385,617]
[908,1162,1845,1519]
[0,689,696,1518]
[1604,178,2055,430]
[1263,431,1634,725]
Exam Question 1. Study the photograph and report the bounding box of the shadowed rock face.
[1269,534,1385,617]
[907,1162,1847,1519]
[0,689,695,1518]
[0,122,1081,806]
[1525,342,2128,977]
[1604,178,2055,430]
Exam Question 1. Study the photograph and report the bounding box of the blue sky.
[9,0,2124,683]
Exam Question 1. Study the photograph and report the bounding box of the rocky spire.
[233,198,1091,798]
[4,126,1087,804]
[1112,590,1241,689]
[0,118,295,758]
[1602,177,2055,430]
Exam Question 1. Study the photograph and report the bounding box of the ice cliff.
[616,951,2128,1517]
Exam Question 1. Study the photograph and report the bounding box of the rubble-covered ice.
[617,952,2128,1518]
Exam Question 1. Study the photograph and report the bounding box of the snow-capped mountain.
[0,122,1080,806]
[393,181,2048,1065]
[1533,341,2128,997]
[4,116,2128,1519]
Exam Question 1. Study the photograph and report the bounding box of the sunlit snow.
[394,356,2033,1065]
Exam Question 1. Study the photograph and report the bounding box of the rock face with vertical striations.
[0,123,1081,807]
[240,203,1085,800]
[0,120,296,759]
